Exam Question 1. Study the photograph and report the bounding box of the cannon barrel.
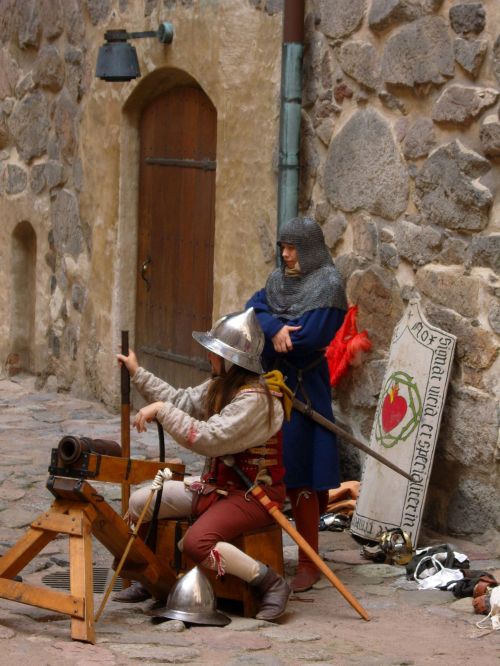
[58,435,122,464]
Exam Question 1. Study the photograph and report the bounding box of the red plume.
[325,305,372,387]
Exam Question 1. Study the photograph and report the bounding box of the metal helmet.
[192,308,264,374]
[379,528,413,566]
[159,566,231,626]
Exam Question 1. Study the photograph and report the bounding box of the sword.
[223,456,370,621]
[292,397,414,482]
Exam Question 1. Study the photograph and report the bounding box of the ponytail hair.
[203,364,274,426]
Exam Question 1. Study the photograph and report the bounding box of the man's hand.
[272,325,302,353]
[133,401,163,433]
[117,348,139,377]
[151,467,173,490]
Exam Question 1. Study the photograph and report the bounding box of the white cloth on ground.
[417,567,464,590]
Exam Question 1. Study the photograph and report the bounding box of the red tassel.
[209,547,225,577]
[326,305,372,387]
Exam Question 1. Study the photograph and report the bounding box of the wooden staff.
[292,397,414,482]
[94,488,155,622]
[121,331,131,516]
[223,457,370,621]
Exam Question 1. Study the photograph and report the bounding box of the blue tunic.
[246,289,346,491]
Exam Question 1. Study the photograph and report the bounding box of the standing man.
[246,217,347,592]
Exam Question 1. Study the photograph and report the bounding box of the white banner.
[351,299,456,545]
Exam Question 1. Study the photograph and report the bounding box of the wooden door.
[135,86,216,388]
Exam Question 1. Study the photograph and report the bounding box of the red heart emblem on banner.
[381,384,408,433]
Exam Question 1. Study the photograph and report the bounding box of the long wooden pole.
[224,457,370,621]
[94,488,155,622]
[120,331,131,516]
[292,397,414,482]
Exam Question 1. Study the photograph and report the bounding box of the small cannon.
[49,435,122,479]
[57,435,122,464]
[48,434,184,484]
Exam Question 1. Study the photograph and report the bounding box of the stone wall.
[299,0,499,538]
[0,0,91,392]
[0,0,282,406]
[0,0,498,538]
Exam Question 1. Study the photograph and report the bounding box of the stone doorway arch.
[119,69,216,390]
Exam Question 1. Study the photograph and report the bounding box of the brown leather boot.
[288,488,321,592]
[318,489,330,516]
[291,564,320,592]
[252,566,291,621]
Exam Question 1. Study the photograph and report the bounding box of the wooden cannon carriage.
[0,436,284,643]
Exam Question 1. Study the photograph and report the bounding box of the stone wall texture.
[304,0,499,540]
[0,0,498,540]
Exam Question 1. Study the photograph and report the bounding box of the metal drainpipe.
[276,0,305,261]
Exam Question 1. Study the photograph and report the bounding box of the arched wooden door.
[135,86,216,387]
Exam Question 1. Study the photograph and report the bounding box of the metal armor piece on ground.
[192,308,264,374]
[361,528,413,565]
[351,299,456,546]
[379,528,413,565]
[155,566,231,626]
[265,217,347,319]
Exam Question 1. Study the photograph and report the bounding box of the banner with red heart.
[351,300,456,546]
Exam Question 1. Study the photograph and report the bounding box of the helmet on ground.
[379,528,413,566]
[192,307,264,374]
[159,566,231,626]
[361,527,413,565]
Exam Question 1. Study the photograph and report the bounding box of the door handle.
[141,256,152,291]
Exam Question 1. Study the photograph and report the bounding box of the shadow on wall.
[7,220,36,376]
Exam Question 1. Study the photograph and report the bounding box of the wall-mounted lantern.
[95,22,174,82]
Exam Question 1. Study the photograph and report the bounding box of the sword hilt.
[222,456,253,489]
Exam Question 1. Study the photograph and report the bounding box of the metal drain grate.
[42,567,123,594]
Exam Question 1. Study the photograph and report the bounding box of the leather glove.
[151,467,173,491]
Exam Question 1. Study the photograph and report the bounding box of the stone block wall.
[298,0,499,538]
[0,0,282,405]
[0,0,91,394]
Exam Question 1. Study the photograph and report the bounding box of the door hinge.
[145,157,216,171]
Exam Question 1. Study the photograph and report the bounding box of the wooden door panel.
[136,86,216,388]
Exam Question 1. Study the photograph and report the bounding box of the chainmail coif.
[265,217,347,320]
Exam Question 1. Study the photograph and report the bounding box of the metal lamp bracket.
[104,22,174,45]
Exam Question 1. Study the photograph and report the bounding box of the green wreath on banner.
[375,370,422,449]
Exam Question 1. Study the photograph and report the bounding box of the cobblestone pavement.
[0,376,498,666]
